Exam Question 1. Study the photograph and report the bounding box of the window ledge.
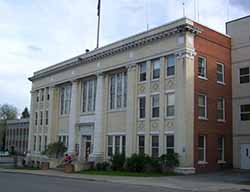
[217,119,226,123]
[108,108,127,113]
[198,76,208,81]
[138,81,147,84]
[151,79,160,82]
[198,117,208,121]
[165,116,175,120]
[80,112,96,116]
[217,81,226,85]
[138,118,146,121]
[165,75,175,80]
[198,161,208,165]
[217,160,226,164]
[151,117,160,120]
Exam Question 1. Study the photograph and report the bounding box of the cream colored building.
[227,16,250,170]
[28,18,201,173]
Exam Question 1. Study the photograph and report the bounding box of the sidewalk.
[0,168,249,192]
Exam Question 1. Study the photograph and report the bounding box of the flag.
[97,0,101,16]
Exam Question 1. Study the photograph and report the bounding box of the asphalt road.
[0,172,192,192]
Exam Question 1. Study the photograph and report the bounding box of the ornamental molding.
[29,23,201,81]
[175,48,196,59]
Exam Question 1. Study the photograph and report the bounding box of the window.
[60,86,71,115]
[139,62,147,82]
[166,135,174,154]
[38,136,41,151]
[217,97,225,121]
[151,95,160,118]
[138,135,145,154]
[198,94,207,119]
[107,136,113,157]
[198,57,207,78]
[240,67,250,84]
[218,136,224,161]
[82,79,97,113]
[41,89,44,101]
[240,104,250,121]
[36,91,39,102]
[166,93,175,117]
[40,111,43,125]
[138,97,146,119]
[107,135,126,157]
[152,59,160,80]
[217,63,225,83]
[115,136,120,154]
[198,136,206,162]
[45,110,49,125]
[35,112,38,126]
[166,54,175,76]
[109,72,127,110]
[151,135,159,158]
[44,136,47,150]
[33,136,36,151]
[46,87,50,100]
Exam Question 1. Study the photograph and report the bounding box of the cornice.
[29,23,201,81]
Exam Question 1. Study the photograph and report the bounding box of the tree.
[21,107,30,119]
[42,142,67,158]
[0,104,18,150]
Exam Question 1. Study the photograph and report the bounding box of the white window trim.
[198,56,208,80]
[166,54,176,78]
[198,94,208,120]
[239,67,250,84]
[107,135,125,157]
[165,134,175,154]
[138,96,146,120]
[151,59,161,81]
[81,79,96,113]
[240,104,250,121]
[198,135,207,164]
[150,135,159,158]
[216,63,225,84]
[138,62,147,83]
[151,94,160,119]
[165,91,175,119]
[217,136,225,162]
[217,97,225,122]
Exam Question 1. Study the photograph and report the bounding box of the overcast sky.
[0,0,249,114]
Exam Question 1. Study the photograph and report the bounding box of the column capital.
[175,48,196,60]
[96,70,105,77]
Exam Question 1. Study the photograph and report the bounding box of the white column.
[90,73,104,162]
[47,87,55,145]
[68,81,79,154]
[28,92,35,152]
[126,64,137,157]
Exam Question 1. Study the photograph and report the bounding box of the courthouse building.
[226,16,250,170]
[5,118,29,155]
[28,18,232,173]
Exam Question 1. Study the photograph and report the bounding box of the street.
[0,172,190,192]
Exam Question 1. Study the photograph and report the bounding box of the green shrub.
[42,142,67,158]
[159,153,179,172]
[126,154,147,172]
[111,153,125,171]
[96,162,110,171]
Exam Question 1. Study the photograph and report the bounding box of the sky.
[0,0,249,115]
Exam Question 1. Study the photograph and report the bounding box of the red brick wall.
[193,22,232,172]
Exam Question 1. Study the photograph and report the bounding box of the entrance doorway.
[81,135,92,161]
[240,144,250,170]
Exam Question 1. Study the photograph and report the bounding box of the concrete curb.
[0,169,249,192]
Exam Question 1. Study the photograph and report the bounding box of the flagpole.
[96,0,101,49]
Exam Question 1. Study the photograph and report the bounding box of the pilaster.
[90,72,105,162]
[28,91,35,152]
[126,64,137,157]
[145,60,151,155]
[68,80,79,154]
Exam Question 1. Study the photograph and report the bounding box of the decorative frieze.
[151,120,160,131]
[165,78,175,90]
[164,119,175,129]
[137,121,145,131]
[151,81,160,92]
[137,84,146,95]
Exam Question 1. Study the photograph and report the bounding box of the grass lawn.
[79,170,176,177]
[240,181,250,185]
